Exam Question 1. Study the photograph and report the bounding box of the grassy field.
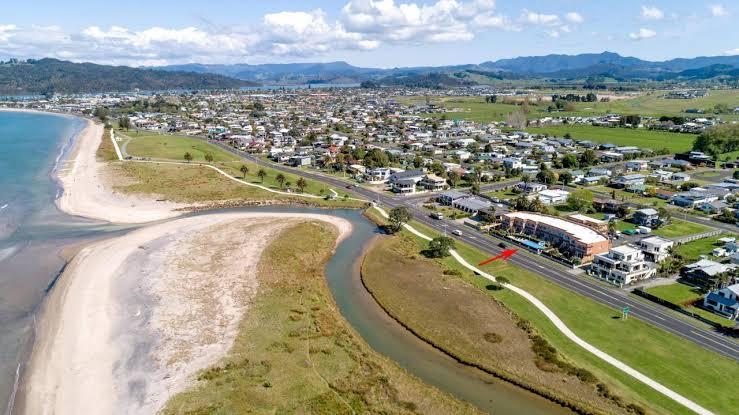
[363,234,640,414]
[675,234,734,260]
[163,221,479,414]
[115,130,362,204]
[652,219,710,238]
[397,90,739,123]
[644,283,736,327]
[525,125,696,152]
[109,162,365,208]
[383,217,738,415]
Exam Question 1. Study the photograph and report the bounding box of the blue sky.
[0,0,736,67]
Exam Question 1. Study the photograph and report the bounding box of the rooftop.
[504,212,608,244]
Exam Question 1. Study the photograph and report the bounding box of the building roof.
[569,214,606,225]
[640,236,673,247]
[440,190,468,199]
[503,212,608,244]
[455,197,492,212]
[611,245,640,255]
[635,208,659,216]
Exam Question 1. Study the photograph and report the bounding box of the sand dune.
[21,212,351,415]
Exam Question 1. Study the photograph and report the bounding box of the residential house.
[703,284,739,320]
[288,155,312,167]
[367,167,392,183]
[672,191,718,208]
[610,174,646,189]
[633,208,660,227]
[697,200,729,214]
[516,182,547,193]
[418,174,448,191]
[438,190,468,205]
[593,198,625,213]
[681,259,738,290]
[589,245,656,286]
[537,189,569,205]
[452,197,493,215]
[638,236,674,263]
[625,160,649,171]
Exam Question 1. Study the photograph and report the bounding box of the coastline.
[19,212,351,415]
[54,119,188,223]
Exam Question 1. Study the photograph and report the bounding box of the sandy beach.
[20,212,351,415]
[55,119,187,223]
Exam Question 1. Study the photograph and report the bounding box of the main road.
[209,140,739,361]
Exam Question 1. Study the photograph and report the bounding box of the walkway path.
[372,205,715,415]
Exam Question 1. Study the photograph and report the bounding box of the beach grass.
[388,218,738,415]
[162,221,480,415]
[362,234,642,414]
[96,127,118,161]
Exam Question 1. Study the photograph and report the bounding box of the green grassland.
[675,234,735,260]
[163,221,479,414]
[644,282,736,327]
[116,130,362,203]
[525,125,696,152]
[397,90,739,123]
[652,219,710,238]
[381,216,737,415]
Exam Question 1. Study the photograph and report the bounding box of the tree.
[567,189,594,212]
[239,164,249,178]
[284,181,292,191]
[257,169,267,183]
[387,207,411,234]
[296,177,308,193]
[657,207,671,224]
[275,173,286,188]
[93,106,109,123]
[579,149,597,166]
[425,236,455,258]
[733,170,739,180]
[204,152,214,163]
[536,169,557,186]
[118,115,131,131]
[184,152,193,163]
[506,109,527,130]
[561,153,579,168]
[521,174,531,192]
[448,171,461,188]
[364,148,389,169]
[560,171,573,187]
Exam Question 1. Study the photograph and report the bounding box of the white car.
[452,229,463,236]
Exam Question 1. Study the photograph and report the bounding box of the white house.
[589,245,656,286]
[537,189,569,205]
[638,236,674,263]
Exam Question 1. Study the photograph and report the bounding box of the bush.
[483,332,503,343]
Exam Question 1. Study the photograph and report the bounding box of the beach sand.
[55,120,187,223]
[20,212,351,415]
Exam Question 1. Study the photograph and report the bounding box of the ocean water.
[0,111,115,414]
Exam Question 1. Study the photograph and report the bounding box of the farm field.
[525,125,696,153]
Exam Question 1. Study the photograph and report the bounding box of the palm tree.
[276,173,286,189]
[296,177,308,193]
[239,164,249,178]
[184,152,193,163]
[257,169,267,183]
[284,181,292,191]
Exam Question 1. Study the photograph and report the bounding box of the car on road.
[430,212,444,220]
[498,242,507,248]
[452,229,463,236]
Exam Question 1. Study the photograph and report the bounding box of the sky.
[0,0,736,67]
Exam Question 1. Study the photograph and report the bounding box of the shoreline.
[18,212,352,415]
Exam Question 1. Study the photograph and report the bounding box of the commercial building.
[500,212,610,263]
[453,197,493,215]
[589,245,656,286]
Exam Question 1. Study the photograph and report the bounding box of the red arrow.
[478,249,518,266]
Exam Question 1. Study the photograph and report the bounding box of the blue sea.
[0,111,113,414]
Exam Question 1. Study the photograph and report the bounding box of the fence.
[632,288,733,331]
[672,229,723,245]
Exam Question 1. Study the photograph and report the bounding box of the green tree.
[387,207,412,234]
[425,236,456,258]
[561,153,579,168]
[257,168,267,183]
[364,148,389,169]
[560,171,573,186]
[536,169,557,186]
[275,173,286,188]
[448,171,461,188]
[204,152,214,163]
[184,152,193,163]
[239,164,249,178]
[567,189,594,212]
[579,149,597,166]
[296,177,308,193]
[118,115,131,131]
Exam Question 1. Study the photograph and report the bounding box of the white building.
[537,189,569,205]
[637,236,674,263]
[589,245,656,286]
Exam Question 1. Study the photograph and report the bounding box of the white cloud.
[565,12,584,23]
[520,9,560,26]
[725,48,739,55]
[629,28,657,40]
[710,4,729,17]
[640,6,664,20]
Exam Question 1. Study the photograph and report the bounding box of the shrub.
[483,332,503,343]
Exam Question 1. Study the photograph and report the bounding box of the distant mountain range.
[158,51,739,85]
[1,52,737,95]
[0,58,257,95]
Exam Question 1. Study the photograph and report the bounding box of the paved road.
[209,140,739,361]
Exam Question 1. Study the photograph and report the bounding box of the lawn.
[525,125,696,153]
[394,218,737,415]
[163,222,477,414]
[652,219,710,238]
[644,283,736,327]
[675,234,734,260]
